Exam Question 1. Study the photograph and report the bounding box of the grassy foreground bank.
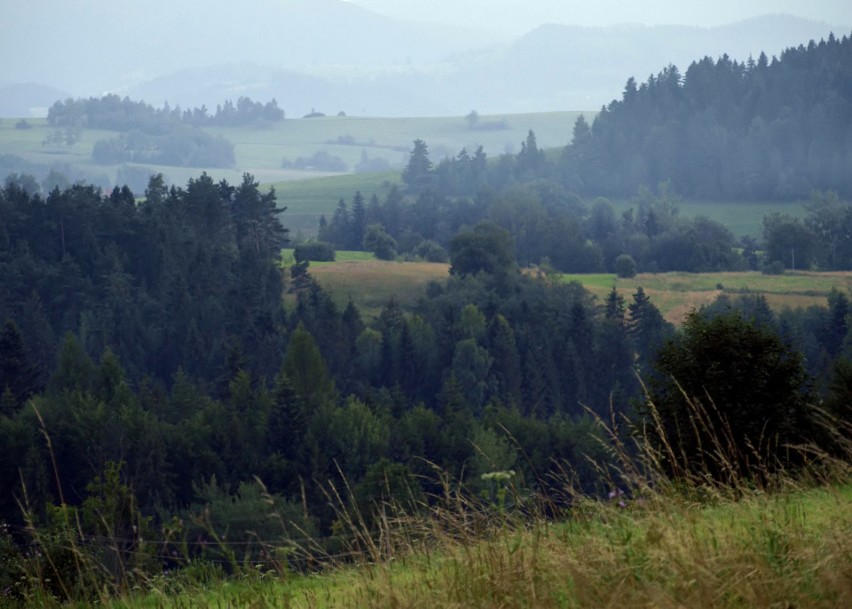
[81,482,850,609]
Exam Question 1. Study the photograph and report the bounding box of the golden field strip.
[284,250,852,324]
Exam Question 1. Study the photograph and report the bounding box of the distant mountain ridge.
[1,8,845,117]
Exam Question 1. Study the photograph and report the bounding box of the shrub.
[363,224,397,261]
[413,239,448,263]
[614,254,637,278]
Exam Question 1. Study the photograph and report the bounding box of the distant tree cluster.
[48,94,284,131]
[46,94,284,168]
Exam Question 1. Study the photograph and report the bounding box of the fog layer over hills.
[1,0,847,116]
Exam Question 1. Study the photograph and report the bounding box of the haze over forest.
[1,0,850,117]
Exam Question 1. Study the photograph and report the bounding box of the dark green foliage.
[449,222,516,278]
[402,139,433,195]
[628,287,674,371]
[763,213,819,270]
[614,254,637,278]
[363,224,397,260]
[282,323,336,411]
[0,172,287,389]
[644,311,814,479]
[0,320,40,414]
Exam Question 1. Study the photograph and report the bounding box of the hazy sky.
[347,0,852,33]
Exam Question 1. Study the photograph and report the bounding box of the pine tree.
[0,320,40,414]
[402,139,433,194]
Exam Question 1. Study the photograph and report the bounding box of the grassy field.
[0,111,584,189]
[562,270,852,324]
[282,249,450,320]
[606,198,808,239]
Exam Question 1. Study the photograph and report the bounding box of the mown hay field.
[286,252,852,325]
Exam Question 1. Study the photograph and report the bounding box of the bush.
[363,224,397,260]
[413,239,448,263]
[294,241,336,263]
[614,254,637,278]
[642,310,815,482]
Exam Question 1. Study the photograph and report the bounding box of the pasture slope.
[0,111,584,188]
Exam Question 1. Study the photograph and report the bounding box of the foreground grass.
[95,484,851,609]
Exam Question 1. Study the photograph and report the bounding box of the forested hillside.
[1,31,851,606]
[565,33,852,199]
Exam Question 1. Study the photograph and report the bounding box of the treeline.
[315,30,852,273]
[47,94,284,131]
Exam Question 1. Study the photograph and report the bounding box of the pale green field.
[0,111,585,189]
[606,198,808,239]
